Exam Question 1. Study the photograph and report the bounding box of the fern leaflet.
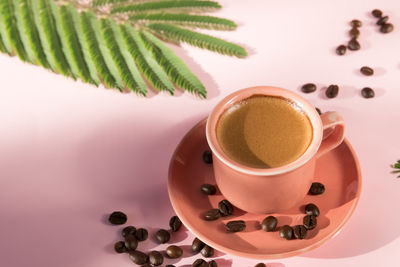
[92,0,129,7]
[111,1,221,14]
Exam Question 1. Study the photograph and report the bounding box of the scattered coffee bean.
[155,229,170,244]
[372,9,382,18]
[218,199,233,216]
[108,211,127,225]
[209,260,218,267]
[114,241,127,253]
[301,83,317,93]
[169,215,182,232]
[192,237,205,252]
[279,225,294,240]
[129,251,149,265]
[148,251,163,266]
[351,19,362,27]
[166,265,176,267]
[201,184,217,195]
[349,27,360,38]
[203,150,213,164]
[377,16,389,26]
[255,263,266,267]
[303,215,317,230]
[124,234,138,251]
[122,226,136,237]
[135,228,148,241]
[380,23,394,33]
[293,225,308,239]
[166,245,183,258]
[305,203,320,217]
[308,182,325,195]
[204,209,221,221]
[348,38,360,51]
[336,45,346,55]
[261,216,277,232]
[326,85,339,98]
[200,245,214,257]
[226,220,246,233]
[360,66,374,76]
[315,107,322,115]
[193,259,208,267]
[361,87,375,98]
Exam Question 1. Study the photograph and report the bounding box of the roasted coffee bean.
[135,228,148,241]
[218,199,233,216]
[114,241,127,253]
[361,87,375,98]
[255,264,266,267]
[348,38,360,51]
[124,234,138,250]
[377,16,389,26]
[261,216,277,232]
[122,226,136,237]
[305,203,320,217]
[204,209,221,221]
[226,220,246,233]
[166,265,176,267]
[380,23,394,33]
[301,83,317,93]
[155,229,170,244]
[326,85,339,98]
[166,245,183,258]
[148,251,163,266]
[200,245,214,257]
[279,225,294,240]
[315,107,322,115]
[351,19,362,27]
[308,182,325,195]
[303,215,317,230]
[108,211,127,225]
[203,150,213,164]
[360,66,374,76]
[336,45,346,55]
[193,259,208,267]
[209,260,218,267]
[293,225,307,239]
[372,9,382,18]
[129,251,149,265]
[201,184,217,195]
[192,237,205,252]
[169,215,182,232]
[349,27,360,38]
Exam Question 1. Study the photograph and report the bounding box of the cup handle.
[316,111,345,158]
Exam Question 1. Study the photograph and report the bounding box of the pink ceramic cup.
[206,86,345,214]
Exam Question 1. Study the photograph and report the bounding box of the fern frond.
[129,13,237,30]
[0,0,27,61]
[14,0,49,67]
[100,18,147,95]
[31,0,71,76]
[141,30,206,98]
[146,23,247,57]
[92,0,129,7]
[0,32,7,53]
[0,10,13,54]
[111,1,221,14]
[120,24,174,94]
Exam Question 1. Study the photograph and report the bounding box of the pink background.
[1,0,400,266]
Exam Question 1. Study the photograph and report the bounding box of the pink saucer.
[168,118,362,259]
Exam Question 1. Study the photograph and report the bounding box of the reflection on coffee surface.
[216,95,312,168]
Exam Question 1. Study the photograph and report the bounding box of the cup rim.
[206,86,323,176]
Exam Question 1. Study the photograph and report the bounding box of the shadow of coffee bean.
[169,229,189,243]
[306,215,330,239]
[275,215,293,227]
[214,258,233,267]
[243,220,261,232]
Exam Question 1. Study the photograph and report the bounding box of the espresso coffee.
[216,95,312,168]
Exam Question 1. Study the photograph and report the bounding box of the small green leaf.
[394,163,400,169]
[92,0,129,7]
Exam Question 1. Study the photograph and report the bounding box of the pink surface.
[1,0,400,266]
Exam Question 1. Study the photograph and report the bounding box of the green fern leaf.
[0,10,12,54]
[0,32,7,53]
[100,18,147,95]
[13,0,49,67]
[146,23,247,57]
[31,0,71,76]
[111,1,221,14]
[129,13,237,30]
[0,0,27,61]
[120,24,175,94]
[92,0,129,7]
[141,30,206,98]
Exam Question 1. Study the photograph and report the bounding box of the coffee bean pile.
[372,9,394,33]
